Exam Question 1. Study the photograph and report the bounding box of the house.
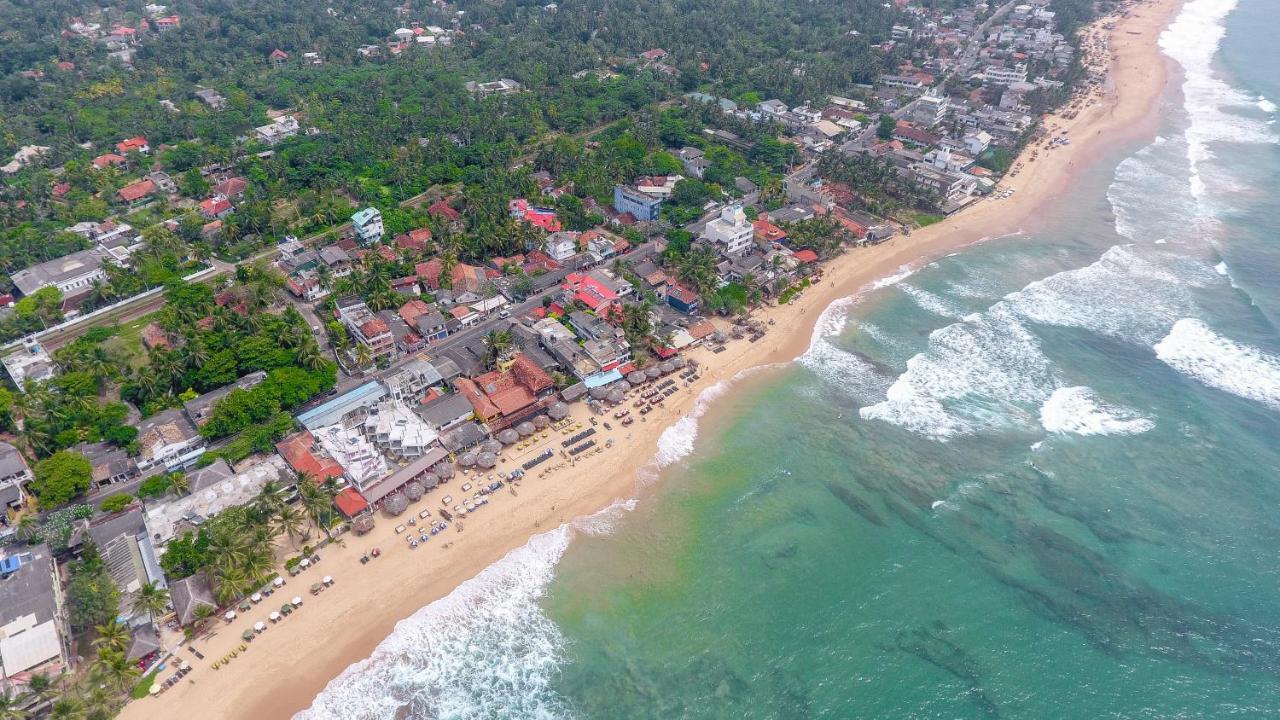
[75,508,166,611]
[198,196,233,219]
[72,441,138,489]
[194,88,226,110]
[11,248,109,301]
[911,87,950,127]
[92,153,128,170]
[753,219,788,244]
[640,48,668,62]
[116,136,150,155]
[427,198,461,224]
[140,322,170,350]
[0,545,70,682]
[613,185,662,222]
[154,15,180,31]
[415,259,444,290]
[147,171,177,194]
[509,199,561,232]
[395,227,433,252]
[0,443,32,530]
[319,245,353,277]
[168,573,217,626]
[963,130,993,155]
[1,340,56,391]
[415,392,474,432]
[666,284,700,314]
[452,353,554,429]
[136,409,206,476]
[181,371,268,427]
[701,204,754,256]
[213,176,248,199]
[633,175,681,198]
[254,115,299,145]
[116,178,157,206]
[464,78,523,97]
[336,297,395,359]
[269,48,289,66]
[892,122,942,148]
[544,231,578,262]
[380,358,445,401]
[351,207,384,244]
[275,431,344,481]
[561,272,621,314]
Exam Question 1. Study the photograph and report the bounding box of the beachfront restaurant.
[352,446,450,511]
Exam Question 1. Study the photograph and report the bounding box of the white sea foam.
[1260,96,1278,114]
[296,525,576,720]
[860,305,1057,440]
[1039,386,1155,436]
[897,283,966,319]
[1154,318,1280,410]
[872,264,915,289]
[1159,0,1277,200]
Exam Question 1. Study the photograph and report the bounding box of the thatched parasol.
[383,493,409,516]
[627,371,647,385]
[645,366,662,379]
[477,451,498,468]
[421,472,439,489]
[497,429,520,445]
[516,421,536,436]
[481,439,503,454]
[404,481,425,502]
[671,356,686,369]
[432,461,455,479]
[532,415,550,429]
[607,388,624,404]
[548,402,570,420]
[459,452,478,467]
[589,386,608,400]
[353,516,375,535]
[659,362,675,374]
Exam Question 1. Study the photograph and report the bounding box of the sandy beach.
[119,2,1183,717]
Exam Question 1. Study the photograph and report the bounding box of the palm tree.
[296,342,325,372]
[132,581,170,620]
[0,690,29,720]
[297,478,333,538]
[15,514,40,543]
[91,620,130,655]
[166,472,189,497]
[483,329,513,369]
[273,505,308,547]
[353,343,373,369]
[206,529,248,575]
[45,697,84,720]
[93,649,139,693]
[214,566,251,605]
[22,674,54,708]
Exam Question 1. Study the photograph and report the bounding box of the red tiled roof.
[198,197,232,217]
[116,136,148,154]
[376,245,397,262]
[359,318,390,337]
[428,198,461,221]
[269,48,288,60]
[334,487,368,518]
[753,219,787,243]
[51,182,70,198]
[214,177,247,197]
[399,299,430,326]
[562,272,618,311]
[396,227,433,251]
[93,153,127,169]
[793,249,819,263]
[116,178,156,202]
[276,431,344,480]
[415,259,443,289]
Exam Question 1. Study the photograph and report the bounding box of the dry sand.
[121,2,1183,717]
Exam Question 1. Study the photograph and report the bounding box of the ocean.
[297,0,1280,717]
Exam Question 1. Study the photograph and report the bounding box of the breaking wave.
[1039,386,1155,436]
[1154,319,1280,410]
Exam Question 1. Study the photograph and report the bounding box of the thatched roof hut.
[404,481,425,502]
[533,415,550,429]
[671,356,687,369]
[459,452,478,467]
[481,439,503,454]
[607,388,624,404]
[516,421,536,436]
[432,461,455,479]
[477,452,498,469]
[497,429,520,445]
[353,516,375,535]
[645,366,662,379]
[627,371,647,385]
[383,493,409,516]
[421,472,440,489]
[589,386,608,400]
[659,362,675,374]
[548,402,570,420]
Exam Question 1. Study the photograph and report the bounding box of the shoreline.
[120,1,1183,717]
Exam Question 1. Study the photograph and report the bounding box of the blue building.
[613,185,662,222]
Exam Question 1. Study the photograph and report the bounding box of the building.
[254,115,299,145]
[613,185,662,222]
[380,358,445,401]
[453,354,555,429]
[351,207,384,244]
[561,272,620,314]
[194,88,226,110]
[666,284,700,314]
[984,64,1028,85]
[337,297,395,359]
[115,178,157,206]
[465,78,523,97]
[0,545,70,683]
[509,199,562,233]
[76,509,166,615]
[701,204,754,256]
[0,443,32,532]
[544,232,578,262]
[415,392,475,432]
[11,248,109,301]
[136,409,206,476]
[116,136,150,155]
[275,431,344,481]
[168,573,216,626]
[1,341,56,391]
[911,87,950,127]
[72,441,138,489]
[361,400,438,459]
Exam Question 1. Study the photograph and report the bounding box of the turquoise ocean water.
[298,0,1280,717]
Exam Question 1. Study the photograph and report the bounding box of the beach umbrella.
[516,421,536,437]
[250,593,262,603]
[224,610,236,621]
[659,362,675,374]
[481,439,503,454]
[497,429,519,445]
[149,683,161,696]
[607,388,624,404]
[459,452,478,467]
[628,371,647,385]
[432,461,455,478]
[548,402,569,420]
[353,516,375,535]
[477,452,498,469]
[299,558,310,569]
[421,472,440,489]
[281,603,293,613]
[589,386,608,400]
[532,415,550,429]
[272,577,284,587]
[269,611,281,622]
[671,356,686,369]
[323,576,334,586]
[645,366,662,379]
[310,583,323,594]
[405,481,425,502]
[383,493,409,516]
[241,630,255,642]
[253,622,266,633]
[292,596,303,606]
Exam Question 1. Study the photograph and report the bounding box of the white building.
[351,207,384,244]
[136,409,207,476]
[545,231,578,261]
[0,545,69,684]
[701,204,754,256]
[253,115,300,145]
[2,341,56,392]
[362,400,438,459]
[912,87,950,127]
[11,249,109,299]
[984,64,1028,85]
